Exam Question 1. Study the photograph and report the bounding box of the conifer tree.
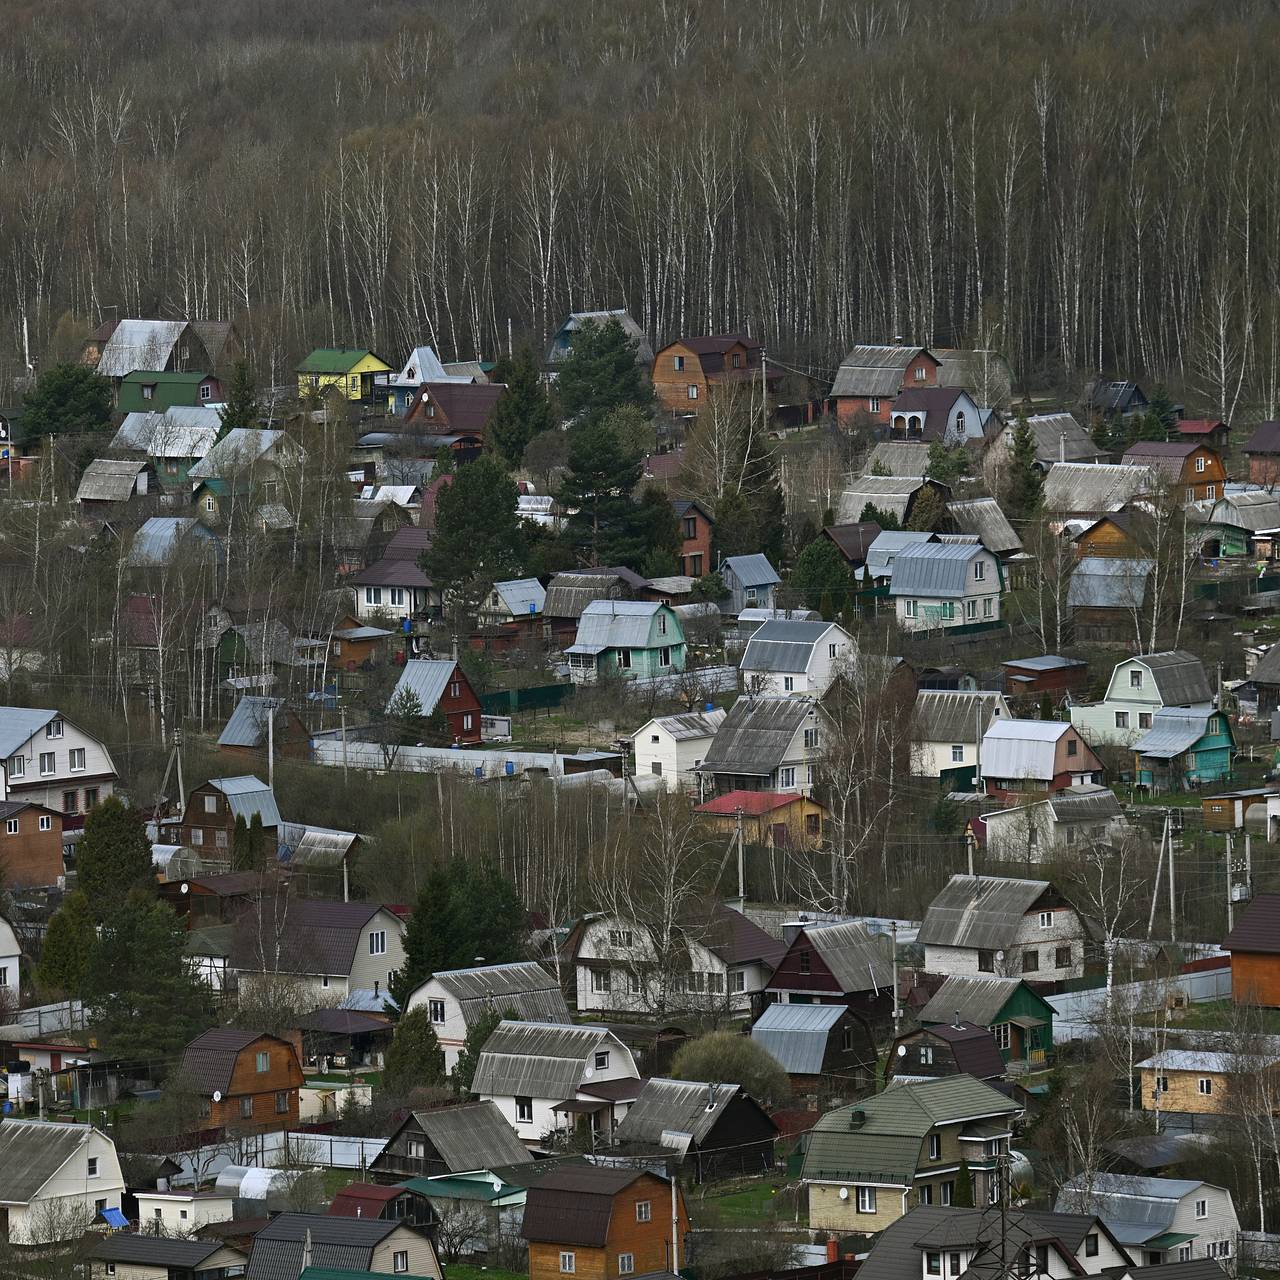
[76,795,155,918]
[1003,411,1045,521]
[38,890,95,998]
[556,318,652,428]
[218,360,259,433]
[488,346,556,466]
[383,1006,447,1097]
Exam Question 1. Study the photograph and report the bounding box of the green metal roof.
[297,348,377,373]
[121,369,213,384]
[1145,1233,1197,1250]
[300,1269,404,1280]
[398,1175,520,1202]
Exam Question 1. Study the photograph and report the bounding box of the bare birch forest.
[0,0,1276,416]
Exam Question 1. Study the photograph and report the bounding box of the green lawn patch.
[1134,998,1280,1033]
[444,1265,528,1280]
[695,1175,799,1227]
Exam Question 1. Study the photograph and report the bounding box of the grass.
[442,1266,528,1280]
[1134,998,1280,1033]
[694,1174,801,1227]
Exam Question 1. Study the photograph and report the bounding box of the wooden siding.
[204,1034,303,1133]
[1231,951,1280,1007]
[0,806,65,887]
[1075,519,1139,559]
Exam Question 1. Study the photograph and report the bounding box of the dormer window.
[973,561,985,582]
[46,719,63,740]
[914,367,927,381]
[1130,669,1143,689]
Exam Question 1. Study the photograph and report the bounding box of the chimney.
[953,1010,962,1030]
[848,1108,866,1130]
[1059,428,1066,464]
[706,1081,718,1111]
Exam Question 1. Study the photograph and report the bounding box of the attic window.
[142,385,155,400]
[732,352,742,369]
[1130,670,1143,689]
[200,383,211,401]
[914,367,927,381]
[798,949,811,974]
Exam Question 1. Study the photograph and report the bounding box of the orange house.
[179,1029,303,1134]
[1121,441,1226,503]
[672,499,714,579]
[1072,511,1141,560]
[651,334,777,417]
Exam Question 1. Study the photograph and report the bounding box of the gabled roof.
[408,1100,533,1171]
[866,441,932,477]
[823,522,882,565]
[918,874,1056,950]
[837,474,934,523]
[614,1078,767,1148]
[830,345,937,398]
[1128,651,1214,706]
[914,690,1007,744]
[1086,378,1147,413]
[947,498,1022,555]
[1244,421,1280,455]
[905,1020,1008,1080]
[548,310,654,364]
[1122,441,1210,480]
[217,696,287,749]
[697,695,814,777]
[696,789,806,817]
[1136,1049,1277,1072]
[544,572,629,621]
[97,319,188,377]
[918,975,1045,1027]
[247,1212,402,1280]
[741,619,843,673]
[472,1020,630,1099]
[865,530,937,578]
[180,1028,282,1096]
[803,920,895,993]
[75,457,151,503]
[112,407,220,458]
[188,428,295,480]
[721,553,781,588]
[385,659,463,717]
[1011,412,1106,464]
[1133,706,1226,760]
[0,707,59,758]
[353,556,432,589]
[700,901,787,968]
[0,1119,100,1204]
[407,381,505,432]
[521,1165,656,1247]
[980,717,1078,780]
[1223,892,1280,955]
[752,1002,849,1074]
[492,578,545,617]
[204,775,282,827]
[1177,418,1226,436]
[390,345,471,387]
[429,961,570,1027]
[888,386,973,440]
[231,899,393,979]
[566,600,675,656]
[889,540,990,599]
[127,516,218,568]
[640,708,726,743]
[297,348,385,374]
[1041,784,1124,823]
[1056,1172,1211,1244]
[1042,463,1155,514]
[88,1236,239,1268]
[1068,557,1155,609]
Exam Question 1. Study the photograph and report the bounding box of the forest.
[0,0,1277,419]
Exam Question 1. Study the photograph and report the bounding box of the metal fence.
[168,1129,387,1186]
[1048,966,1232,1041]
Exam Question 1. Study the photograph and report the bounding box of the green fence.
[481,683,575,715]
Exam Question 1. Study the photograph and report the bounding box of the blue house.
[387,346,475,415]
[720,554,781,615]
[1133,706,1235,790]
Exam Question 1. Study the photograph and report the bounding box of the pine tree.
[37,890,94,998]
[954,1160,974,1207]
[556,318,652,428]
[1003,411,1045,521]
[248,813,266,869]
[792,536,853,611]
[905,485,947,532]
[383,1006,447,1097]
[713,492,758,558]
[76,795,155,917]
[558,412,646,565]
[390,865,455,1009]
[859,503,900,530]
[488,346,556,466]
[218,360,259,433]
[20,362,113,447]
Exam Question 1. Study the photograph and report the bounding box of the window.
[920,1046,934,1065]
[369,930,387,956]
[1195,455,1206,473]
[200,382,212,401]
[783,676,795,692]
[205,495,216,513]
[926,1253,942,1276]
[658,646,672,668]
[428,998,446,1023]
[1114,711,1129,729]
[965,599,977,620]
[732,970,746,993]
[407,1138,427,1159]
[636,1200,652,1222]
[828,642,838,658]
[463,713,474,731]
[390,587,406,608]
[1055,946,1072,968]
[1177,1246,1192,1263]
[560,1252,576,1274]
[591,969,608,993]
[956,412,967,435]
[1195,1199,1208,1220]
[929,1134,941,1161]
[4,818,16,835]
[215,830,228,849]
[629,972,642,995]
[617,648,632,670]
[256,1051,270,1073]
[619,1255,635,1275]
[1198,1078,1213,1096]
[951,745,964,763]
[805,728,819,749]
[1022,950,1039,973]
[106,1265,116,1276]
[942,1183,955,1207]
[745,586,758,603]
[450,681,460,698]
[1039,910,1053,928]
[920,1184,934,1205]
[974,560,986,581]
[516,1097,534,1123]
[682,516,697,539]
[948,1251,962,1275]
[869,397,881,413]
[1156,1075,1169,1093]
[609,929,634,949]
[994,1023,1011,1050]
[978,950,995,973]
[239,1096,253,1119]
[63,791,78,814]
[1139,712,1152,729]
[914,366,927,381]
[46,719,63,739]
[1085,1235,1099,1258]
[983,598,994,618]
[1066,737,1078,757]
[856,1186,877,1213]
[687,384,699,400]
[365,587,383,606]
[88,1156,99,1177]
[658,613,667,636]
[1130,669,1143,689]
[39,752,54,776]
[190,828,203,845]
[673,355,685,371]
[1186,487,1194,502]
[204,794,218,813]
[39,815,51,832]
[69,748,85,771]
[395,1251,410,1273]
[905,599,918,618]
[7,754,22,779]
[276,1091,289,1114]
[1206,484,1216,500]
[779,766,796,788]
[799,949,811,975]
[84,788,97,809]
[594,1050,610,1070]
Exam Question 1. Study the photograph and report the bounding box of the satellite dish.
[839,1187,849,1200]
[995,950,1005,962]
[896,1045,907,1057]
[180,883,190,895]
[584,1067,595,1079]
[212,1090,223,1103]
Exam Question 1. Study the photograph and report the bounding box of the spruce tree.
[389,865,456,1008]
[20,362,113,447]
[76,795,155,917]
[556,318,652,428]
[558,413,645,565]
[954,1160,974,1207]
[383,1006,447,1097]
[38,890,95,998]
[218,360,259,433]
[792,536,853,611]
[859,503,900,530]
[488,346,556,466]
[1003,411,1045,521]
[452,1005,506,1095]
[231,815,253,871]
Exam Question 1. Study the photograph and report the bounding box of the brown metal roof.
[179,1028,269,1096]
[521,1167,654,1247]
[230,899,388,977]
[1245,422,1280,455]
[408,382,505,432]
[1222,892,1280,955]
[823,522,882,566]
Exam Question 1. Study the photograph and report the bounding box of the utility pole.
[1225,832,1234,932]
[1245,830,1253,899]
[267,705,275,790]
[760,348,768,441]
[174,728,185,813]
[890,921,901,1040]
[1147,811,1168,939]
[340,706,348,783]
[734,805,745,902]
[974,701,983,795]
[1166,809,1177,944]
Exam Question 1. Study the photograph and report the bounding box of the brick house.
[522,1166,688,1280]
[384,659,483,744]
[178,1029,303,1134]
[829,345,941,426]
[0,800,65,887]
[179,775,281,858]
[672,499,714,579]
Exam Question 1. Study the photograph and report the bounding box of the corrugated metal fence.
[1048,966,1232,1041]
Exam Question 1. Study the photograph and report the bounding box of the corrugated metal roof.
[807,921,895,993]
[1223,892,1280,955]
[126,516,217,568]
[1133,706,1221,759]
[1067,557,1155,609]
[914,691,1008,744]
[567,600,675,655]
[1056,1172,1207,1239]
[947,498,1022,555]
[0,707,57,758]
[865,531,937,578]
[209,775,282,827]
[76,457,149,503]
[189,428,292,480]
[1044,784,1123,822]
[386,659,457,717]
[472,1021,630,1099]
[830,345,929,398]
[697,696,814,777]
[493,578,545,616]
[837,475,926,523]
[96,319,187,377]
[918,874,1052,950]
[1137,1049,1274,1072]
[614,1078,746,1147]
[889,541,989,599]
[751,1003,846,1074]
[411,1100,534,1172]
[741,620,840,673]
[391,345,470,387]
[640,708,726,743]
[217,696,285,748]
[1042,462,1155,514]
[722,554,781,588]
[0,1119,96,1203]
[231,900,391,979]
[917,975,1027,1026]
[111,408,221,459]
[431,961,571,1027]
[277,822,360,868]
[865,442,931,477]
[980,717,1069,780]
[1136,651,1214,706]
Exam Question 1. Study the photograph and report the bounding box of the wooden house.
[1189,490,1280,560]
[1132,707,1235,790]
[1244,421,1280,486]
[891,540,1002,632]
[296,347,393,405]
[912,690,1011,782]
[243,1213,440,1279]
[740,618,853,697]
[178,1028,302,1134]
[179,775,281,858]
[216,695,310,761]
[329,1181,436,1229]
[368,1100,534,1181]
[765,919,895,1025]
[695,695,821,797]
[822,522,882,573]
[720,553,781,614]
[633,708,726,793]
[1136,1048,1280,1118]
[547,309,654,364]
[384,658,483,743]
[1069,650,1214,749]
[117,370,222,414]
[328,617,393,670]
[1202,787,1277,833]
[673,499,714,578]
[1067,556,1156,640]
[829,345,941,426]
[1085,377,1149,421]
[1122,441,1226,503]
[694,790,827,848]
[522,1166,687,1280]
[1073,511,1142,559]
[565,601,686,684]
[403,381,506,451]
[1042,464,1156,520]
[918,974,1057,1068]
[885,1019,1007,1085]
[88,317,236,382]
[1176,418,1230,450]
[979,718,1103,799]
[751,1001,878,1098]
[74,458,157,515]
[888,387,987,444]
[0,800,65,888]
[1223,893,1280,1006]
[836,475,952,526]
[996,411,1107,470]
[1000,655,1089,705]
[651,334,776,416]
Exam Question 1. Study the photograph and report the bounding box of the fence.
[168,1129,387,1186]
[8,1000,85,1038]
[312,737,593,779]
[480,683,576,715]
[1047,966,1232,1041]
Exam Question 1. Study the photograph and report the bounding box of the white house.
[471,1020,639,1144]
[1056,1173,1240,1268]
[0,707,118,816]
[632,707,726,793]
[0,912,19,1010]
[739,620,854,698]
[696,696,821,797]
[889,540,1001,632]
[917,873,1089,982]
[1070,651,1215,749]
[0,1120,124,1244]
[912,690,1011,779]
[406,960,571,1071]
[133,1189,237,1236]
[982,785,1132,864]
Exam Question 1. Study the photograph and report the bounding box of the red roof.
[1177,418,1226,435]
[696,790,806,817]
[329,1182,403,1217]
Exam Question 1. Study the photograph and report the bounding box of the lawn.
[443,1265,527,1280]
[1134,998,1280,1033]
[693,1175,802,1227]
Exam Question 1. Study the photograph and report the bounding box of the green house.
[1133,706,1235,790]
[919,974,1055,1068]
[565,601,686,684]
[117,370,223,414]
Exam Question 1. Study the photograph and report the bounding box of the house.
[1177,418,1230,449]
[866,440,932,477]
[917,975,1058,1067]
[1085,377,1150,421]
[891,540,1002,632]
[1243,421,1280,485]
[651,334,774,415]
[997,412,1108,470]
[471,1020,639,1143]
[90,318,226,381]
[404,381,506,443]
[1245,642,1280,716]
[1122,442,1226,503]
[1057,1173,1240,1267]
[565,601,685,684]
[546,309,654,365]
[802,1075,1022,1231]
[885,1019,1007,1085]
[1132,707,1235,790]
[695,790,828,848]
[1068,557,1156,637]
[863,530,939,585]
[217,695,311,760]
[543,567,647,635]
[855,1205,1136,1280]
[613,1077,778,1179]
[230,898,406,1003]
[368,1100,533,1181]
[571,903,784,1017]
[822,522,883,573]
[352,546,439,625]
[296,348,393,404]
[1189,491,1280,560]
[1202,786,1277,833]
[522,1166,685,1280]
[934,347,1015,404]
[328,1181,437,1227]
[720,553,781,615]
[836,475,951,526]
[327,619,393,672]
[385,659,483,743]
[632,707,726,792]
[1074,511,1143,558]
[672,499,714,578]
[829,345,941,425]
[180,775,281,857]
[751,1001,878,1097]
[189,428,305,524]
[388,345,475,415]
[1042,463,1156,519]
[243,1211,440,1280]
[1001,655,1090,704]
[888,387,986,444]
[1070,651,1215,749]
[1135,1049,1280,1120]
[919,873,1089,984]
[982,785,1130,863]
[178,1028,303,1134]
[126,515,220,569]
[946,499,1023,557]
[133,1188,236,1235]
[980,718,1103,798]
[85,1234,247,1279]
[0,801,65,888]
[117,369,222,414]
[0,1119,124,1244]
[695,695,820,797]
[740,618,854,697]
[1223,893,1280,1006]
[476,577,546,631]
[0,707,118,818]
[75,457,157,513]
[405,960,571,1070]
[330,497,413,573]
[294,1006,391,1074]
[111,407,222,490]
[912,690,1010,782]
[764,919,895,1025]
[0,911,19,1008]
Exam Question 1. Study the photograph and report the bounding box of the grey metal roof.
[1003,654,1085,672]
[188,428,291,480]
[918,874,1053,949]
[277,822,360,868]
[1191,491,1280,533]
[1136,651,1214,706]
[614,1077,743,1147]
[865,531,937,579]
[1042,462,1155,514]
[217,695,286,748]
[1133,706,1221,760]
[980,718,1071,780]
[472,1020,629,1099]
[0,707,58,758]
[947,498,1022,555]
[721,554,781,588]
[806,920,895,993]
[0,1120,96,1203]
[208,775,282,827]
[914,691,1007,744]
[917,975,1026,1026]
[741,619,838,673]
[1014,412,1107,465]
[544,572,625,620]
[493,577,545,616]
[126,516,217,568]
[751,1002,846,1074]
[88,1235,233,1267]
[111,408,221,459]
[837,474,926,523]
[96,318,187,377]
[386,659,458,716]
[830,345,929,398]
[642,708,726,742]
[391,344,470,387]
[246,1212,401,1280]
[412,1100,534,1171]
[549,310,653,364]
[865,441,931,477]
[889,540,990,599]
[697,696,814,777]
[1068,557,1155,609]
[567,601,676,655]
[432,961,570,1027]
[1056,1173,1208,1241]
[1044,784,1124,822]
[75,457,150,503]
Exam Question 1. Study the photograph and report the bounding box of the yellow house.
[296,348,393,404]
[1137,1048,1280,1117]
[694,789,828,848]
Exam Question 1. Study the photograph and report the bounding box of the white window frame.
[428,998,446,1023]
[636,1200,652,1222]
[973,560,985,581]
[7,754,23,779]
[39,752,55,776]
[5,818,17,835]
[783,676,794,692]
[856,1185,877,1213]
[591,969,608,994]
[369,930,387,956]
[1195,1199,1208,1219]
[39,815,51,832]
[929,1133,941,1160]
[365,587,383,606]
[993,1022,1011,1050]
[560,1252,576,1274]
[46,719,63,740]
[87,1156,99,1177]
[687,384,699,400]
[869,397,881,413]
[394,1250,409,1273]
[1039,910,1053,928]
[779,766,796,788]
[951,745,964,763]
[1195,455,1206,473]
[965,598,977,620]
[619,1255,634,1276]
[516,1096,534,1124]
[69,748,86,772]
[1198,1077,1213,1096]
[594,1050,610,1070]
